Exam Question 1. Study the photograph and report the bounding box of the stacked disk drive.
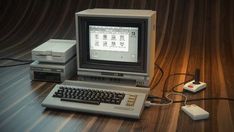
[30,39,76,82]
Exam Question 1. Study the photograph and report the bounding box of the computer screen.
[89,25,138,62]
[75,9,156,86]
[77,16,148,73]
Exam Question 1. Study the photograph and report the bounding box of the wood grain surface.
[0,0,234,131]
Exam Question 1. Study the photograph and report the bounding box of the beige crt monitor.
[75,9,156,87]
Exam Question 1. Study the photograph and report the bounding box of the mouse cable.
[145,92,188,107]
[147,79,194,103]
[173,97,234,103]
[148,93,234,104]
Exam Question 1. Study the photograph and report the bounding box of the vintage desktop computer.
[42,9,157,119]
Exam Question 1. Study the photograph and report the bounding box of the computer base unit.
[42,80,149,119]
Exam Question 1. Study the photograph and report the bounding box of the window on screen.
[89,25,138,62]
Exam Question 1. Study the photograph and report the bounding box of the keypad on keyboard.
[53,86,125,105]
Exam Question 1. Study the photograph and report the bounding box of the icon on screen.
[120,42,124,46]
[103,35,107,40]
[120,35,125,41]
[111,35,116,40]
[95,41,99,46]
[95,34,99,39]
[131,32,136,36]
[111,42,116,47]
[103,41,107,47]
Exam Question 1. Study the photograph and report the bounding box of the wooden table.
[1,0,234,131]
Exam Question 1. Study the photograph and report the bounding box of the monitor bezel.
[78,16,148,73]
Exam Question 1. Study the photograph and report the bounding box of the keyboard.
[42,80,149,119]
